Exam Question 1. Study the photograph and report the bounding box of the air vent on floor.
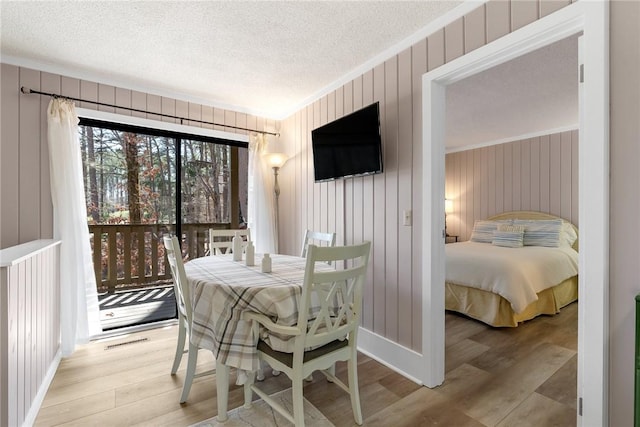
[104,337,148,350]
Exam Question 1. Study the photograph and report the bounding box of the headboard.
[487,211,579,251]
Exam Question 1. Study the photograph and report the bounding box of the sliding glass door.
[180,139,247,259]
[78,119,247,329]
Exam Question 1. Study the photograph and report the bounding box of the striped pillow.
[492,224,525,248]
[560,221,578,247]
[514,219,564,247]
[470,220,513,243]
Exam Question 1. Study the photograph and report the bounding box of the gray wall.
[445,129,579,241]
[279,0,640,424]
[609,1,640,425]
[0,65,275,249]
[278,0,577,353]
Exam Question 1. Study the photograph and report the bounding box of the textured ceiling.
[0,0,462,118]
[446,34,579,150]
[1,1,578,149]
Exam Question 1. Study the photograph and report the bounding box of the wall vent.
[104,337,148,350]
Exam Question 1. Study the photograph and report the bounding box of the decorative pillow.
[560,221,578,247]
[491,224,525,248]
[497,224,526,233]
[513,219,564,247]
[470,219,512,243]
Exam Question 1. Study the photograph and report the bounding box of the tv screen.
[311,102,383,182]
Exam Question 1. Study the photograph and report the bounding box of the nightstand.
[445,235,459,244]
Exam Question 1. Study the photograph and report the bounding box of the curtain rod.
[20,86,279,137]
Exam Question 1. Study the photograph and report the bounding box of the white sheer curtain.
[47,99,102,356]
[247,133,276,254]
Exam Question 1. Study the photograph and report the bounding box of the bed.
[445,211,579,327]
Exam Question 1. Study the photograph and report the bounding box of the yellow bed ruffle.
[445,275,578,327]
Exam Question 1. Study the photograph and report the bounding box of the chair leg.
[292,379,305,427]
[243,371,255,408]
[326,363,335,382]
[347,356,363,425]
[180,342,198,403]
[256,360,266,381]
[171,322,187,375]
[216,359,230,422]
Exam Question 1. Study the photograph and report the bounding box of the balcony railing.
[89,223,230,294]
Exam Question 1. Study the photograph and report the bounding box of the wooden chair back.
[164,234,216,403]
[300,229,336,258]
[298,242,370,350]
[243,241,371,426]
[163,235,192,326]
[209,228,251,255]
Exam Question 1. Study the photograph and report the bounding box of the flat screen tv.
[311,102,383,182]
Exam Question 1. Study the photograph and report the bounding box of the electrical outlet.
[403,210,412,226]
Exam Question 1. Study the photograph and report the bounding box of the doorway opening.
[421,2,609,425]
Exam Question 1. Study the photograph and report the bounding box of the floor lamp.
[266,152,288,253]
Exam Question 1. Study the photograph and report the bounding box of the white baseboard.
[356,327,424,386]
[22,349,62,427]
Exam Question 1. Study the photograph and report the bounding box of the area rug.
[189,388,334,427]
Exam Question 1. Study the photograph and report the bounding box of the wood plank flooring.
[35,302,577,426]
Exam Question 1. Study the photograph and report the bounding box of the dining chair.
[163,234,214,403]
[208,228,251,255]
[298,230,338,379]
[300,229,336,258]
[242,241,371,426]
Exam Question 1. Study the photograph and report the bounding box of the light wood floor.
[35,303,577,427]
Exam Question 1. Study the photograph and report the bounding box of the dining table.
[183,252,333,421]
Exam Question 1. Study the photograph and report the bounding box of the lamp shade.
[265,152,288,169]
[445,199,453,214]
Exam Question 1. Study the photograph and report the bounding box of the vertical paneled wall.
[0,64,275,423]
[1,240,60,427]
[445,129,579,241]
[279,0,574,352]
[0,63,275,250]
[610,2,640,425]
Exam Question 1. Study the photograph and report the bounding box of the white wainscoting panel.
[1,240,61,427]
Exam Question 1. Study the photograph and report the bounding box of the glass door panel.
[181,139,232,259]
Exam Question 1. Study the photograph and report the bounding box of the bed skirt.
[445,275,578,327]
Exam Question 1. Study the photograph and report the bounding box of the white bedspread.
[445,241,579,313]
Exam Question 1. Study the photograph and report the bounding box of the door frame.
[421,2,609,425]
